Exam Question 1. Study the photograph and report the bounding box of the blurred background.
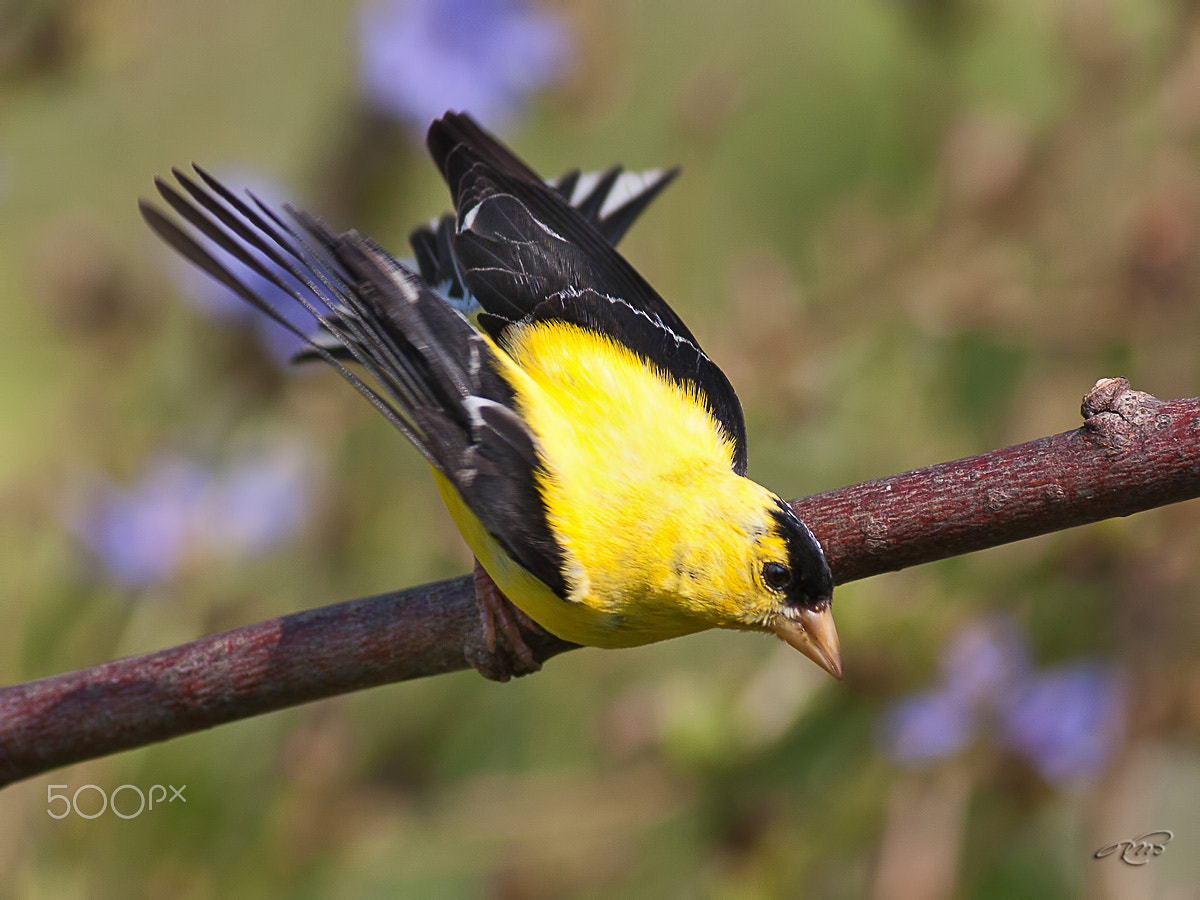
[3,0,1199,895]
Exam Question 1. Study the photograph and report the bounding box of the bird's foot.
[467,559,545,681]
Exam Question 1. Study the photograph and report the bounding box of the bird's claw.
[467,560,544,681]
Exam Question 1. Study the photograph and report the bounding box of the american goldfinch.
[141,112,841,679]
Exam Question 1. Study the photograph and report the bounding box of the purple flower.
[1001,664,1125,782]
[883,688,975,764]
[162,172,318,363]
[201,448,312,557]
[71,459,211,586]
[940,616,1029,708]
[879,618,1021,766]
[879,616,1125,784]
[67,444,314,587]
[358,0,568,132]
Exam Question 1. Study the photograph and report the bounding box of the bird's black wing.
[426,112,750,475]
[140,167,568,597]
[302,162,677,366]
[408,164,679,301]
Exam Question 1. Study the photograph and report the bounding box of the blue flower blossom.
[200,448,312,557]
[940,616,1028,707]
[883,688,975,764]
[358,0,568,132]
[162,172,318,363]
[71,459,211,586]
[67,444,313,587]
[1001,664,1125,783]
[879,616,1125,784]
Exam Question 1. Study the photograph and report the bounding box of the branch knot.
[1081,377,1163,453]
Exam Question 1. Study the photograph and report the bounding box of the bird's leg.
[470,559,544,680]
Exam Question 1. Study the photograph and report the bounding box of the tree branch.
[2,378,1197,788]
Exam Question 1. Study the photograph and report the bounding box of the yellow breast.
[438,321,785,648]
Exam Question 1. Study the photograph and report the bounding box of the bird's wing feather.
[425,113,749,474]
[140,167,569,596]
[410,165,678,297]
[552,165,679,246]
[306,164,676,366]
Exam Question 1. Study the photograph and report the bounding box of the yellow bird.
[141,112,841,680]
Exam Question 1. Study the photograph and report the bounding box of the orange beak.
[772,605,843,680]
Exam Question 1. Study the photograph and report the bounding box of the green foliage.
[3,0,1199,896]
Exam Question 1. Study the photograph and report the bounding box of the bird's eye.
[762,561,792,592]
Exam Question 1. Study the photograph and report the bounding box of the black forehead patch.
[769,500,834,609]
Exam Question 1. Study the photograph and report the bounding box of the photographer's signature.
[1094,831,1173,866]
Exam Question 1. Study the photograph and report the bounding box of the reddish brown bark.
[797,378,1200,582]
[1,378,1197,787]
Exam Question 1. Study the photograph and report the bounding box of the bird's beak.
[773,605,843,680]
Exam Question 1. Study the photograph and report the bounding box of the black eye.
[762,561,792,592]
